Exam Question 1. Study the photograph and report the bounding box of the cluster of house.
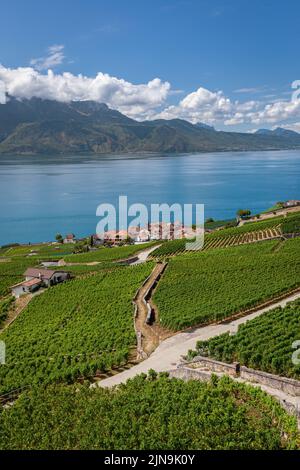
[11,268,70,298]
[283,200,300,208]
[92,222,200,245]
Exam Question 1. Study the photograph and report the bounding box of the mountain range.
[0,97,300,155]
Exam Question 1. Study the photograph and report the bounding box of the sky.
[0,0,300,132]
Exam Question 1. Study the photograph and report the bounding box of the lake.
[0,150,299,246]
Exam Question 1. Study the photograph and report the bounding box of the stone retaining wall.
[184,356,300,396]
[240,366,300,397]
[188,356,239,377]
[144,263,167,301]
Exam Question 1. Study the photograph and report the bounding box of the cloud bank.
[0,65,170,119]
[0,58,299,129]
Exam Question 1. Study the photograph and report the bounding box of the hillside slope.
[1,97,300,155]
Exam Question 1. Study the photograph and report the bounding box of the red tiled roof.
[11,278,42,289]
[22,278,42,288]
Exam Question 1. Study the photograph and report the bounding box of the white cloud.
[0,65,170,119]
[280,122,300,133]
[234,86,265,94]
[30,45,65,71]
[0,79,5,104]
[247,99,300,125]
[153,87,259,125]
[155,84,300,129]
[1,56,300,130]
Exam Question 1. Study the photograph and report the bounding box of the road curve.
[130,244,161,264]
[97,290,300,388]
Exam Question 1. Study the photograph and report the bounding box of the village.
[8,221,201,298]
[7,199,300,299]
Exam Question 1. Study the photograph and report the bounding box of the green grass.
[0,374,298,450]
[193,299,300,379]
[153,238,300,330]
[0,263,153,394]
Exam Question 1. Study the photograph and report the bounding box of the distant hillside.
[1,97,300,155]
[256,127,300,139]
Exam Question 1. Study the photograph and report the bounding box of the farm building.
[11,278,42,298]
[64,233,76,244]
[11,268,70,298]
[283,200,300,208]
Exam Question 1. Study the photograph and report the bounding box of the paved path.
[130,244,161,264]
[97,290,300,388]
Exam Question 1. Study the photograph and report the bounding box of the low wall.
[188,356,239,377]
[169,367,212,383]
[144,263,167,301]
[240,366,300,397]
[183,356,300,397]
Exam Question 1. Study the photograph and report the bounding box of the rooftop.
[24,267,59,280]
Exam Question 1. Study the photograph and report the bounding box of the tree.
[55,233,63,244]
[236,209,251,220]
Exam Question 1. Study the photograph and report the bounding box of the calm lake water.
[0,150,299,246]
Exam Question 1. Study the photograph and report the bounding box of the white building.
[11,268,70,298]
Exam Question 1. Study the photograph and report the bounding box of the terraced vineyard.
[282,214,300,235]
[0,263,153,394]
[153,238,300,330]
[0,374,298,450]
[152,225,282,259]
[0,297,14,327]
[5,243,75,258]
[192,299,300,379]
[64,241,157,263]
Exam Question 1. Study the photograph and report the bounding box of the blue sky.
[1,0,300,131]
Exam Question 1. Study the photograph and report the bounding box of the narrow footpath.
[134,262,169,358]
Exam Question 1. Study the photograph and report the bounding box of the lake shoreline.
[0,149,299,246]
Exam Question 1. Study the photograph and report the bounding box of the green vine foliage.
[154,238,300,330]
[0,374,298,450]
[194,298,300,379]
[0,263,153,394]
